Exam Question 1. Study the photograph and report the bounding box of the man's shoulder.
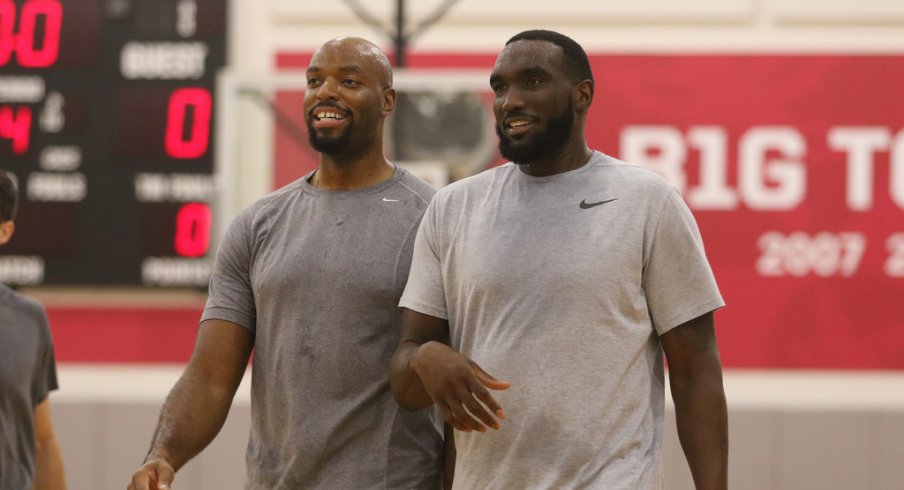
[589,152,677,194]
[437,163,512,197]
[394,167,438,206]
[228,178,307,227]
[0,284,48,323]
[253,177,307,210]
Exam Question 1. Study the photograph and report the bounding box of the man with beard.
[129,37,442,490]
[390,30,728,489]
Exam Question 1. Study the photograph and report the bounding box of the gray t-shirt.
[203,167,441,489]
[400,152,724,490]
[0,285,59,490]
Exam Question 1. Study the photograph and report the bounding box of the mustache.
[503,109,530,118]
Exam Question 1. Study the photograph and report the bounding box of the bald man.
[129,37,442,490]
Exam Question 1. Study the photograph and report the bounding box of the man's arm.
[389,309,510,433]
[33,398,66,490]
[128,319,252,490]
[442,423,455,490]
[389,310,449,410]
[661,311,728,490]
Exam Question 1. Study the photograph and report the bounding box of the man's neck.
[311,153,395,190]
[518,140,593,178]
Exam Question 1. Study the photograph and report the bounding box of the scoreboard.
[0,0,227,286]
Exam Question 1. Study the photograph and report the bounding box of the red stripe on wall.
[47,307,202,363]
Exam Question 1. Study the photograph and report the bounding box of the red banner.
[594,55,904,369]
[276,53,904,369]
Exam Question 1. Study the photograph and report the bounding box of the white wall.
[253,0,904,54]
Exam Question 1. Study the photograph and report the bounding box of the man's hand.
[410,341,511,433]
[128,457,175,490]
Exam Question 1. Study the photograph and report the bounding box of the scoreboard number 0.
[165,87,212,159]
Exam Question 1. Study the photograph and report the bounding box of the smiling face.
[490,40,580,166]
[303,38,394,161]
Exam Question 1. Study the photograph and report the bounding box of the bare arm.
[389,309,510,433]
[33,399,66,490]
[661,311,728,490]
[442,423,455,490]
[128,319,253,490]
[390,310,450,410]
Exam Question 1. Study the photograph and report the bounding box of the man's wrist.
[407,341,433,374]
[144,448,174,466]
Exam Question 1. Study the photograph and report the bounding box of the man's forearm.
[33,438,66,490]
[389,340,435,410]
[672,369,728,490]
[146,370,235,470]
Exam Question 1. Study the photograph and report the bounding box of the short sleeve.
[201,208,257,331]
[643,190,724,335]
[31,306,59,405]
[399,197,448,319]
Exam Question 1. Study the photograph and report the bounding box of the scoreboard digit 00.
[0,0,227,287]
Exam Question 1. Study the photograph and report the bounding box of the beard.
[306,102,381,164]
[497,99,574,165]
[307,122,354,156]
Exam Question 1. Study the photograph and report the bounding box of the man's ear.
[574,79,594,111]
[0,220,14,246]
[382,87,397,116]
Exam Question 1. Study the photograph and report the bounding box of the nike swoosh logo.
[382,197,399,202]
[579,198,618,209]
